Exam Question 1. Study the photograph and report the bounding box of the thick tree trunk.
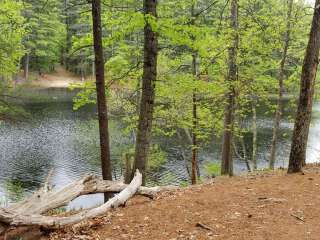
[131,0,158,185]
[91,0,113,199]
[221,0,238,176]
[288,0,320,173]
[252,97,257,170]
[23,53,29,82]
[191,52,198,185]
[269,0,293,169]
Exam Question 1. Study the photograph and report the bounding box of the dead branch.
[0,170,176,233]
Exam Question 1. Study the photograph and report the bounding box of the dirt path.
[6,166,320,240]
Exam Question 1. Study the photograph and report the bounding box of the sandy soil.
[4,166,320,240]
[29,67,85,88]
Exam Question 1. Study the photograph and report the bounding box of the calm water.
[0,88,319,208]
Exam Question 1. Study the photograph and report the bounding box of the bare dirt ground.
[28,67,85,88]
[5,165,320,240]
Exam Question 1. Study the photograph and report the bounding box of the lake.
[0,88,319,209]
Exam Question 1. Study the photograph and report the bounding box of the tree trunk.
[190,3,199,185]
[91,0,113,200]
[65,0,72,70]
[191,52,198,185]
[24,53,29,82]
[92,60,95,80]
[221,0,238,176]
[288,0,320,173]
[131,0,158,185]
[239,136,250,172]
[232,138,251,172]
[124,153,132,184]
[269,0,293,169]
[252,97,257,170]
[81,65,85,81]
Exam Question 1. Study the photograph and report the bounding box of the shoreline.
[5,164,320,240]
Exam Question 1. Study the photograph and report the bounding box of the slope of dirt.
[6,166,320,240]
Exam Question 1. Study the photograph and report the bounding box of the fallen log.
[0,170,176,234]
[7,174,176,216]
[0,170,142,229]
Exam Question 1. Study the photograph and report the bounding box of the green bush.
[204,162,221,177]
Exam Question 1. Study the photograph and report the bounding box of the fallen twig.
[290,213,305,222]
[258,197,287,203]
[196,222,214,231]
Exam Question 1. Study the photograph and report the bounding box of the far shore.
[18,67,91,89]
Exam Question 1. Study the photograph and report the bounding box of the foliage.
[0,0,25,76]
[23,0,66,72]
[69,0,312,179]
[0,0,314,183]
[0,0,27,121]
[204,162,221,177]
[5,179,24,202]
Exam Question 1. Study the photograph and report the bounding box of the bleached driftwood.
[0,170,142,229]
[0,170,176,234]
[8,175,175,216]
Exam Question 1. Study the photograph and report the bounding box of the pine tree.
[22,0,65,76]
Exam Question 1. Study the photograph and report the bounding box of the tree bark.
[240,136,250,172]
[252,97,257,170]
[64,0,69,69]
[269,0,293,169]
[92,60,95,80]
[131,0,158,185]
[288,0,320,173]
[23,53,29,82]
[221,0,238,176]
[190,3,199,185]
[191,52,198,185]
[91,0,113,199]
[124,153,132,184]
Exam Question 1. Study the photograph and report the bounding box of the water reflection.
[306,102,320,162]
[0,88,319,208]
